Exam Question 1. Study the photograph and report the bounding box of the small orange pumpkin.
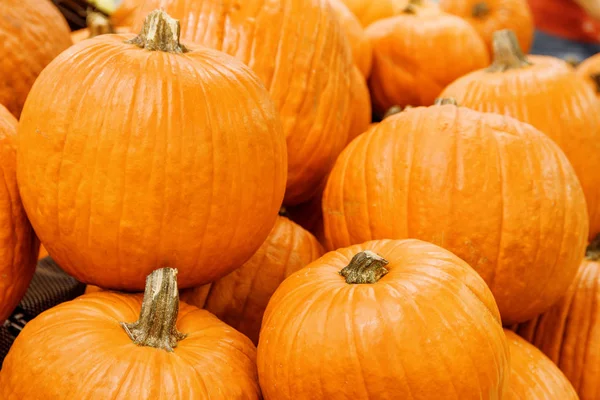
[17,10,287,291]
[366,1,489,114]
[258,239,510,399]
[330,0,373,77]
[439,0,533,54]
[441,30,600,241]
[577,53,600,97]
[505,329,578,399]
[0,268,261,398]
[0,0,72,118]
[323,102,589,324]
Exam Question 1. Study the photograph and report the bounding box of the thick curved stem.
[434,98,458,106]
[126,9,188,53]
[87,12,114,38]
[472,2,491,18]
[586,235,600,261]
[487,30,532,72]
[340,251,389,284]
[591,73,600,94]
[120,268,187,352]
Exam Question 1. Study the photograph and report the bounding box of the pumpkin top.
[487,29,532,72]
[87,12,115,38]
[472,1,491,17]
[127,9,188,53]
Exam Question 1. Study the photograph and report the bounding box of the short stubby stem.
[126,9,188,53]
[340,251,390,284]
[120,267,187,352]
[87,12,114,38]
[434,98,458,106]
[383,105,406,119]
[472,2,491,18]
[487,29,532,72]
[586,235,600,261]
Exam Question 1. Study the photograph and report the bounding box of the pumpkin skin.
[505,330,578,400]
[576,53,600,97]
[329,0,373,77]
[134,0,353,206]
[0,269,261,399]
[514,243,600,400]
[439,0,533,54]
[347,67,373,143]
[441,31,600,241]
[366,3,489,115]
[322,104,589,324]
[0,0,72,118]
[181,216,324,345]
[17,11,287,291]
[110,0,142,27]
[258,239,510,399]
[0,105,39,322]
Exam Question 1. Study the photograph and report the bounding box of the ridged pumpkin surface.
[505,330,578,399]
[0,0,72,118]
[258,239,510,399]
[441,31,600,240]
[0,105,39,322]
[439,0,533,54]
[347,66,373,142]
[134,0,354,205]
[515,245,600,400]
[366,3,489,114]
[323,104,589,324]
[576,53,600,98]
[181,216,324,345]
[17,14,287,291]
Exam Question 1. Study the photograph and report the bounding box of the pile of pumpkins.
[1,0,600,398]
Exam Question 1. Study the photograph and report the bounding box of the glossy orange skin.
[441,56,600,241]
[439,0,533,54]
[181,216,324,344]
[505,330,578,399]
[323,105,589,324]
[348,66,372,142]
[515,258,600,400]
[0,292,260,399]
[17,34,287,291]
[366,8,489,115]
[577,53,600,97]
[134,0,354,205]
[0,0,72,118]
[330,0,373,77]
[0,106,39,322]
[258,239,510,399]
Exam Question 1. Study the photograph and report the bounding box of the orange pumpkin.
[110,0,142,27]
[514,238,600,400]
[181,216,324,344]
[0,105,39,322]
[339,0,440,27]
[258,239,510,399]
[0,0,72,118]
[330,0,373,77]
[577,53,600,97]
[439,0,533,54]
[441,30,600,241]
[17,10,287,291]
[322,103,589,324]
[505,330,578,399]
[0,268,260,398]
[348,66,373,142]
[38,245,49,260]
[366,1,489,114]
[134,0,354,206]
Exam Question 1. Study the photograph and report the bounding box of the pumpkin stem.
[403,0,423,14]
[487,29,532,72]
[120,267,187,352]
[434,98,458,106]
[472,2,490,17]
[87,12,114,38]
[564,55,581,68]
[125,9,188,53]
[586,235,600,261]
[340,251,389,284]
[278,206,290,217]
[383,105,404,119]
[591,73,600,94]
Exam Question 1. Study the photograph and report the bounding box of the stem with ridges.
[87,12,114,38]
[340,251,389,284]
[120,268,187,352]
[586,235,600,261]
[486,30,532,72]
[472,2,490,17]
[403,0,423,14]
[591,74,600,94]
[126,9,188,53]
[434,98,458,106]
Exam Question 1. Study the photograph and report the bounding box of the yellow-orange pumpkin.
[323,103,589,324]
[17,10,287,291]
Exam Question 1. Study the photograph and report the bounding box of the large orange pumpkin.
[181,215,324,345]
[17,10,287,291]
[366,1,489,115]
[329,0,373,77]
[348,66,373,142]
[0,268,261,398]
[258,239,510,399]
[322,103,589,324]
[134,0,354,206]
[439,0,533,54]
[505,330,578,399]
[0,105,39,322]
[0,0,72,118]
[514,237,600,400]
[577,53,600,97]
[441,30,600,240]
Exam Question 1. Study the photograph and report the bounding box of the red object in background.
[528,0,600,43]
